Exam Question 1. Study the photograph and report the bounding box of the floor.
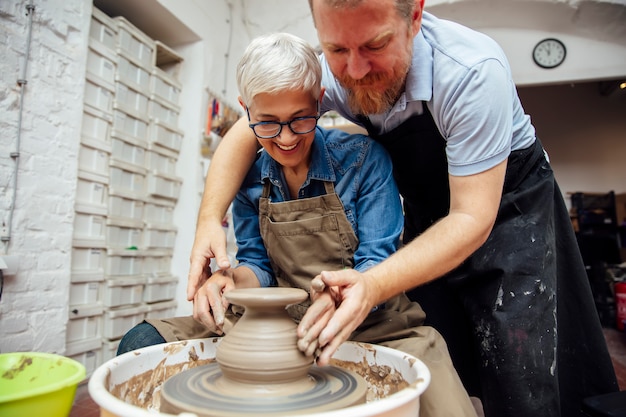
[69,326,626,416]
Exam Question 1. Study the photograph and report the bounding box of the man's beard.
[339,63,409,115]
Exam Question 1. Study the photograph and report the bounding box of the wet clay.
[108,347,412,412]
[215,287,314,385]
[160,287,369,416]
[329,357,413,402]
[108,342,215,411]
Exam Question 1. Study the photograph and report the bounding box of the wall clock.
[532,38,566,69]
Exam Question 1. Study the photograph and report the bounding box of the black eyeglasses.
[246,102,320,139]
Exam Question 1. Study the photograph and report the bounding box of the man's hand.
[193,269,236,334]
[297,270,376,366]
[187,221,231,301]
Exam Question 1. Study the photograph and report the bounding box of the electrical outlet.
[0,255,18,276]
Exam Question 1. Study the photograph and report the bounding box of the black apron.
[357,105,618,417]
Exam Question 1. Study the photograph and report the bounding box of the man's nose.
[346,51,371,80]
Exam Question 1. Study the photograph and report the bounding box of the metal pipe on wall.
[2,0,35,254]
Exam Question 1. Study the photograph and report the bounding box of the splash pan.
[89,338,430,417]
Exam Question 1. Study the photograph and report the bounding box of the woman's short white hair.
[236,32,322,105]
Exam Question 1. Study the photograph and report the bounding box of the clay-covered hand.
[296,278,336,359]
[297,270,375,366]
[187,220,231,301]
[193,269,236,334]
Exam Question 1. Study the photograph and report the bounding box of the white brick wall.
[0,0,90,354]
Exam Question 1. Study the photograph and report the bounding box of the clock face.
[533,38,566,69]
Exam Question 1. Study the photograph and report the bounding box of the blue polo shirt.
[321,11,537,177]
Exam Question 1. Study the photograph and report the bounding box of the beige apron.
[148,179,477,416]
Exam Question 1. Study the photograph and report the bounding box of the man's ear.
[318,88,326,104]
[412,0,425,36]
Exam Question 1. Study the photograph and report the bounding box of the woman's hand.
[193,269,236,334]
[187,220,231,301]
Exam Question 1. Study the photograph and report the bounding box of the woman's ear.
[238,96,246,111]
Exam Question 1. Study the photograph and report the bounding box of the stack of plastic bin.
[67,6,117,376]
[69,7,183,371]
[99,15,156,360]
[142,40,182,327]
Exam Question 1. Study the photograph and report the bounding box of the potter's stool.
[582,391,626,417]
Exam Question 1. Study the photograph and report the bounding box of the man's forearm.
[196,117,259,230]
[187,117,259,299]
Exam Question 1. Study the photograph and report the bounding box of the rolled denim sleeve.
[232,188,276,288]
[351,139,403,272]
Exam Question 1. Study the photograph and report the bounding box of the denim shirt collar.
[258,128,336,194]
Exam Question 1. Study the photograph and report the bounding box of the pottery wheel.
[160,362,367,416]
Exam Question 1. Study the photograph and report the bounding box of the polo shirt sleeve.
[434,58,513,176]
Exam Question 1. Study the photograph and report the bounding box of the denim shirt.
[232,126,403,287]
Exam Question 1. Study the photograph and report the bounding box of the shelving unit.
[67,7,183,376]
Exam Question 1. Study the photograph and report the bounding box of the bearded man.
[188,1,618,416]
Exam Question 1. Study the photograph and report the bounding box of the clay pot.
[215,287,313,385]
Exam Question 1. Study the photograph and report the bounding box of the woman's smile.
[276,141,300,152]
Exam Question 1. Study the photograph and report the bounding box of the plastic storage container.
[114,81,150,119]
[75,170,109,214]
[73,209,107,247]
[66,335,103,379]
[107,191,144,226]
[144,299,177,319]
[148,95,180,128]
[112,109,149,145]
[142,251,173,277]
[105,249,144,277]
[87,41,117,86]
[150,67,181,106]
[145,144,177,177]
[67,304,104,343]
[89,7,117,51]
[81,104,113,145]
[146,171,182,201]
[101,339,121,364]
[143,276,178,303]
[143,197,175,227]
[103,276,146,308]
[70,269,105,307]
[102,304,148,340]
[148,120,183,153]
[84,72,115,114]
[142,224,177,250]
[71,247,106,278]
[109,159,146,199]
[105,218,143,250]
[78,137,111,178]
[114,17,155,70]
[116,54,151,92]
[110,132,147,170]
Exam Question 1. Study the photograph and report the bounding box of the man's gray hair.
[237,32,322,105]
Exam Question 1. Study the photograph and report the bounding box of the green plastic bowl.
[0,352,86,417]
